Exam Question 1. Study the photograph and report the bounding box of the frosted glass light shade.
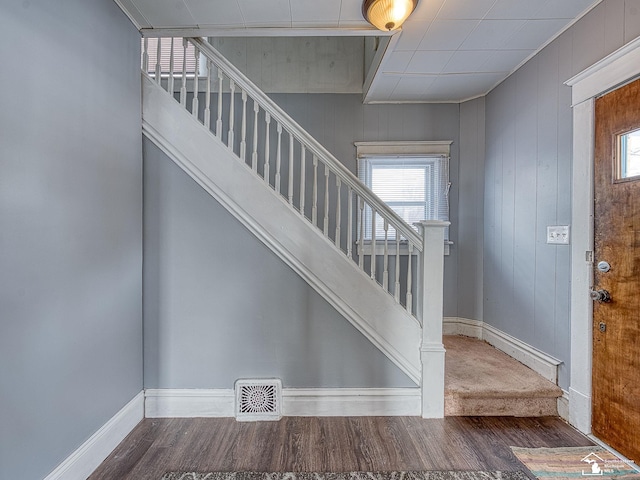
[362,0,417,31]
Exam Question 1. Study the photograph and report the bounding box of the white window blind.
[355,141,451,242]
[143,37,198,75]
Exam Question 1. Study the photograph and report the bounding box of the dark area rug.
[161,472,530,480]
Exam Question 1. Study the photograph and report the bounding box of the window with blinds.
[143,37,199,75]
[355,141,451,242]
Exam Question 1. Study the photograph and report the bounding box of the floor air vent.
[235,378,282,421]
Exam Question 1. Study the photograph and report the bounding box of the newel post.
[415,220,450,418]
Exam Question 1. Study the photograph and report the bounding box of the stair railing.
[141,36,447,325]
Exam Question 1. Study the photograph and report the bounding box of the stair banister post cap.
[413,220,451,229]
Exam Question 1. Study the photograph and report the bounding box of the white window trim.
[355,141,453,255]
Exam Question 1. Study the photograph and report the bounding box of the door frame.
[566,35,640,434]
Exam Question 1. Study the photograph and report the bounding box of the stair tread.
[444,335,562,399]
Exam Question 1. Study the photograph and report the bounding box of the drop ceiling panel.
[132,0,195,27]
[393,20,429,51]
[441,50,495,74]
[417,19,479,51]
[459,19,526,50]
[381,51,414,73]
[185,0,244,26]
[425,72,506,99]
[117,0,151,28]
[290,0,341,24]
[504,19,570,50]
[437,0,498,20]
[485,0,545,20]
[481,49,532,72]
[405,51,454,74]
[237,0,292,26]
[533,0,599,19]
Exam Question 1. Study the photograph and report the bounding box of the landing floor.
[89,416,592,479]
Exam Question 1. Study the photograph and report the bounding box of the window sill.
[357,241,452,256]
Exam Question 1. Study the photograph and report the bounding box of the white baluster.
[323,165,329,237]
[395,229,401,303]
[383,220,389,291]
[228,79,235,149]
[371,208,376,281]
[358,197,364,270]
[347,186,353,258]
[275,124,282,194]
[168,38,175,94]
[288,135,294,205]
[180,39,187,107]
[142,37,149,72]
[300,147,306,216]
[251,103,259,172]
[204,58,211,129]
[264,112,271,184]
[216,70,223,138]
[155,37,162,84]
[192,46,199,118]
[335,178,341,248]
[406,242,413,315]
[240,91,247,162]
[312,155,318,226]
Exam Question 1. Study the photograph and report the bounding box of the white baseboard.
[283,388,421,416]
[44,391,144,480]
[557,389,570,421]
[444,317,562,384]
[145,389,235,417]
[145,388,421,418]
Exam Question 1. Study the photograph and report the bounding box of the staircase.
[141,37,449,417]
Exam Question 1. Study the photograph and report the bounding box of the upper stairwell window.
[356,141,452,254]
[142,37,205,78]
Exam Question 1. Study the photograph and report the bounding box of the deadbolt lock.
[590,289,612,303]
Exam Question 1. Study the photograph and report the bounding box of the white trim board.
[145,388,421,418]
[44,392,144,480]
[443,318,561,384]
[565,35,640,435]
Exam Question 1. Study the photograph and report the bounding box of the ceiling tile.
[480,49,532,72]
[532,0,600,20]
[365,73,402,101]
[425,72,506,99]
[339,0,365,22]
[459,19,526,50]
[441,50,494,73]
[391,75,437,100]
[504,19,568,50]
[185,0,244,26]
[417,19,479,50]
[405,51,454,74]
[393,19,429,51]
[411,0,446,20]
[437,0,498,20]
[290,0,341,23]
[380,51,414,73]
[132,0,195,27]
[237,0,291,26]
[485,0,543,20]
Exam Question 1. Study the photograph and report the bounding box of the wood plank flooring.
[89,416,593,479]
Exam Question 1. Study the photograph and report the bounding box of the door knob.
[590,289,611,303]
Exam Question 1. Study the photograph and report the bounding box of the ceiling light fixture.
[362,0,418,31]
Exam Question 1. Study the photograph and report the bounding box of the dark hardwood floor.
[89,416,593,479]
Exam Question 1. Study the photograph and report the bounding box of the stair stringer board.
[142,75,421,385]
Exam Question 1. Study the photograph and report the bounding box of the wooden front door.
[593,77,640,461]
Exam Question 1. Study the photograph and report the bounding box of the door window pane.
[617,128,640,179]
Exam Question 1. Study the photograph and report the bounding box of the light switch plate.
[547,225,570,245]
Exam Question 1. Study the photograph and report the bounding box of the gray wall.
[483,0,640,389]
[0,1,143,478]
[458,98,485,322]
[143,139,414,388]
